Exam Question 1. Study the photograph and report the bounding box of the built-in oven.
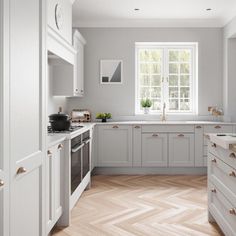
[71,130,91,195]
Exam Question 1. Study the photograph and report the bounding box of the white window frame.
[135,42,198,115]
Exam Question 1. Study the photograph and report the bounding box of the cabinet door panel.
[98,126,132,166]
[195,125,205,167]
[9,0,46,235]
[169,133,194,167]
[133,125,142,167]
[142,133,168,167]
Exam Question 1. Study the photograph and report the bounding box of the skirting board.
[92,167,207,175]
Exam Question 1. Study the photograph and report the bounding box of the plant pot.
[144,107,150,114]
[102,118,107,122]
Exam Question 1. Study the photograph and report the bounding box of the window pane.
[150,87,161,98]
[140,75,150,86]
[180,50,190,62]
[169,99,179,110]
[180,63,190,74]
[169,63,179,74]
[180,87,190,98]
[169,75,178,86]
[180,75,190,86]
[169,50,179,62]
[169,87,178,98]
[150,50,162,61]
[150,64,161,74]
[180,99,190,110]
[151,75,161,86]
[151,99,161,110]
[140,87,150,98]
[139,50,149,61]
[140,63,149,73]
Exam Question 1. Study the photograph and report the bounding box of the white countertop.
[47,123,95,147]
[94,120,235,125]
[208,133,236,149]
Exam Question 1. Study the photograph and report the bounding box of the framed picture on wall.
[100,60,123,84]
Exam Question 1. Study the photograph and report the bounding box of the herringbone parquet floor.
[52,175,224,236]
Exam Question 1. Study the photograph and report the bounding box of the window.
[135,42,198,114]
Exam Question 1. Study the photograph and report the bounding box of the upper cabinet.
[73,30,86,97]
[48,0,72,44]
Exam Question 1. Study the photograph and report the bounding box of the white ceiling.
[72,0,236,28]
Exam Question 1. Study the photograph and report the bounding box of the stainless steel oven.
[71,130,91,194]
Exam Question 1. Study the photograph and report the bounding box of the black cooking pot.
[49,113,71,131]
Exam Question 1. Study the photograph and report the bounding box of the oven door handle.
[71,143,85,153]
[83,137,91,145]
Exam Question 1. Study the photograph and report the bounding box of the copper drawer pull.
[211,158,217,163]
[229,208,236,215]
[58,144,63,150]
[229,153,236,158]
[178,134,184,137]
[17,167,27,175]
[214,125,221,129]
[112,125,119,129]
[134,126,140,129]
[211,143,216,148]
[211,189,216,193]
[196,126,202,129]
[152,134,159,137]
[229,171,236,177]
[0,180,4,187]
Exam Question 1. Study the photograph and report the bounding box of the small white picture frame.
[100,60,123,84]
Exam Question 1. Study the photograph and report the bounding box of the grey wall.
[67,28,223,119]
[223,16,236,121]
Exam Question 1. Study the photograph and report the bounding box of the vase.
[144,107,150,114]
[102,118,107,122]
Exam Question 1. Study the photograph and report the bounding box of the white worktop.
[208,133,236,149]
[47,123,95,147]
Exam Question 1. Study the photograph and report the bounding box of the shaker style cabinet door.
[169,133,194,167]
[142,133,168,167]
[98,125,133,167]
[8,0,46,235]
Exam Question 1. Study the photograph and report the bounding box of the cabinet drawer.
[209,182,236,235]
[209,143,236,169]
[204,125,233,133]
[142,125,194,133]
[208,153,236,206]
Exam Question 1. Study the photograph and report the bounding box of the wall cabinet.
[46,142,64,234]
[98,125,132,167]
[169,133,194,167]
[73,30,86,97]
[142,133,168,167]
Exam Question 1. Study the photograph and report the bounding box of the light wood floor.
[52,175,223,236]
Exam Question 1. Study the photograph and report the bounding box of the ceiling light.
[206,8,212,11]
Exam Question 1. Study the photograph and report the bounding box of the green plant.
[141,98,152,108]
[96,113,112,119]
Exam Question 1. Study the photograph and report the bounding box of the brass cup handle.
[17,167,27,175]
[178,134,184,137]
[229,153,236,158]
[58,144,63,150]
[0,179,4,187]
[214,125,221,129]
[134,126,140,129]
[211,158,217,163]
[196,126,202,129]
[152,134,159,137]
[211,189,216,193]
[112,125,119,129]
[47,150,52,155]
[229,171,236,177]
[229,208,236,215]
[211,143,216,148]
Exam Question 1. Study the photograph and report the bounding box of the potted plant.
[141,98,152,114]
[96,113,112,122]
